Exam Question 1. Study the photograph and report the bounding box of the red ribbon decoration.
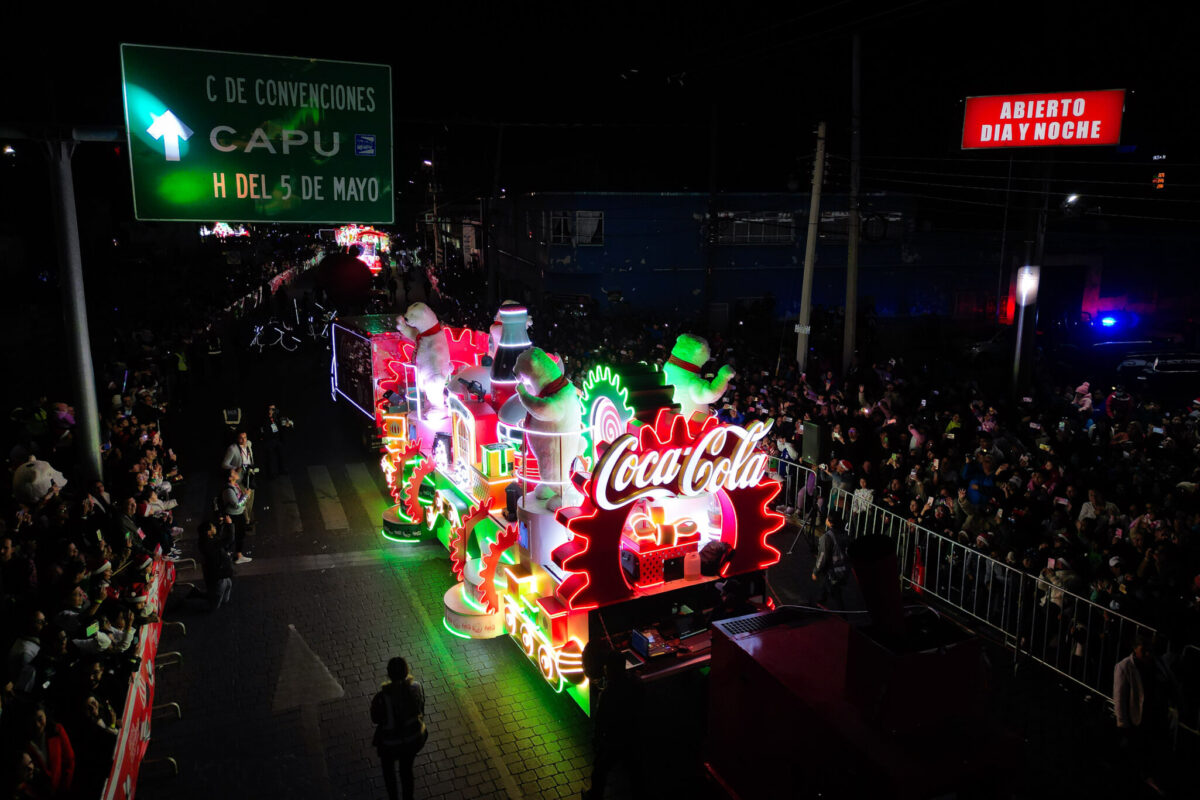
[414,322,443,344]
[537,375,570,398]
[666,354,701,374]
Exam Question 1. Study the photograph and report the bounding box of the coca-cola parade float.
[331,303,784,714]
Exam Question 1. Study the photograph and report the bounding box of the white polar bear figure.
[395,302,453,418]
[663,333,736,421]
[12,457,68,506]
[514,348,583,511]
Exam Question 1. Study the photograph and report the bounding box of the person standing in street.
[812,512,849,609]
[582,648,644,800]
[220,469,252,565]
[371,656,428,800]
[221,430,258,527]
[258,404,293,479]
[1114,633,1171,796]
[198,518,235,608]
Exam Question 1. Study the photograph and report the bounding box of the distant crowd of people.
[402,264,1200,656]
[3,372,187,797]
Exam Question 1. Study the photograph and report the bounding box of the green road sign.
[120,44,392,224]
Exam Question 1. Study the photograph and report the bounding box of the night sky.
[1,2,1197,241]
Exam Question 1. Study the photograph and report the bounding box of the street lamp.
[1012,265,1040,391]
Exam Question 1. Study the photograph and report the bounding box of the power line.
[859,173,1200,205]
[859,153,1198,168]
[856,163,1197,189]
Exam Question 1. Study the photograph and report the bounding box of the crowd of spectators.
[523,298,1200,656]
[405,250,1200,652]
[377,253,1200,691]
[2,368,193,797]
[0,242,305,797]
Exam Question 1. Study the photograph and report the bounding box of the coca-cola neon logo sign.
[592,420,773,510]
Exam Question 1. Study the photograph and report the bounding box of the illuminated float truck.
[333,305,784,715]
[335,223,390,275]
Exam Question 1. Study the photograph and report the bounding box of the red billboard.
[962,90,1124,149]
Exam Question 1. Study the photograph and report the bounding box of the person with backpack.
[371,656,428,800]
[813,512,850,609]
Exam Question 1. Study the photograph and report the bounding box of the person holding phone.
[221,431,258,527]
[259,404,294,478]
[220,469,252,565]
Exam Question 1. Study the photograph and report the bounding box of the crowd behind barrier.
[416,245,1200,676]
[3,378,184,799]
[0,250,315,798]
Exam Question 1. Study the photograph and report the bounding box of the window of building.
[550,212,573,244]
[549,211,604,246]
[576,210,604,245]
[717,212,794,244]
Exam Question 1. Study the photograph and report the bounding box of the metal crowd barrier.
[818,486,1158,705]
[769,459,823,555]
[770,458,822,522]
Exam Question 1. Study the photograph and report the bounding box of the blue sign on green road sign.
[120,44,393,224]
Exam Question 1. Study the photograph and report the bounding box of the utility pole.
[35,130,122,483]
[795,120,826,373]
[484,123,504,308]
[702,102,719,328]
[842,32,862,376]
[430,145,442,270]
[996,155,1013,322]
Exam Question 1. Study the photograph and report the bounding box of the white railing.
[811,483,1159,704]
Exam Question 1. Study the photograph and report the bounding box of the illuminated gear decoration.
[579,362,677,463]
[478,523,520,614]
[403,459,434,521]
[552,409,784,610]
[450,498,493,583]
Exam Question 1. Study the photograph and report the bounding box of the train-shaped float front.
[331,302,784,714]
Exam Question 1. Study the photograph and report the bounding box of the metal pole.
[796,121,826,373]
[1011,242,1033,394]
[487,124,504,308]
[996,155,1013,322]
[702,102,719,327]
[46,140,102,482]
[431,146,442,269]
[842,32,861,376]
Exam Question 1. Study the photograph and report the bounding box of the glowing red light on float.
[551,410,784,611]
[478,523,520,614]
[449,497,493,583]
[403,459,434,520]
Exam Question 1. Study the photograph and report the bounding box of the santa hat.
[123,590,150,606]
[90,560,112,577]
[139,554,154,571]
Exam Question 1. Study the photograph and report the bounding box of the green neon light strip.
[460,584,488,613]
[380,530,422,543]
[442,618,473,639]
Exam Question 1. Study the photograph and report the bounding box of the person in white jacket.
[221,431,258,526]
[1114,634,1168,796]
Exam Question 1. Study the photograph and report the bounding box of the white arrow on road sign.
[146,110,193,162]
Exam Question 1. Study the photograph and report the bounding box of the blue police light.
[1101,316,1117,328]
